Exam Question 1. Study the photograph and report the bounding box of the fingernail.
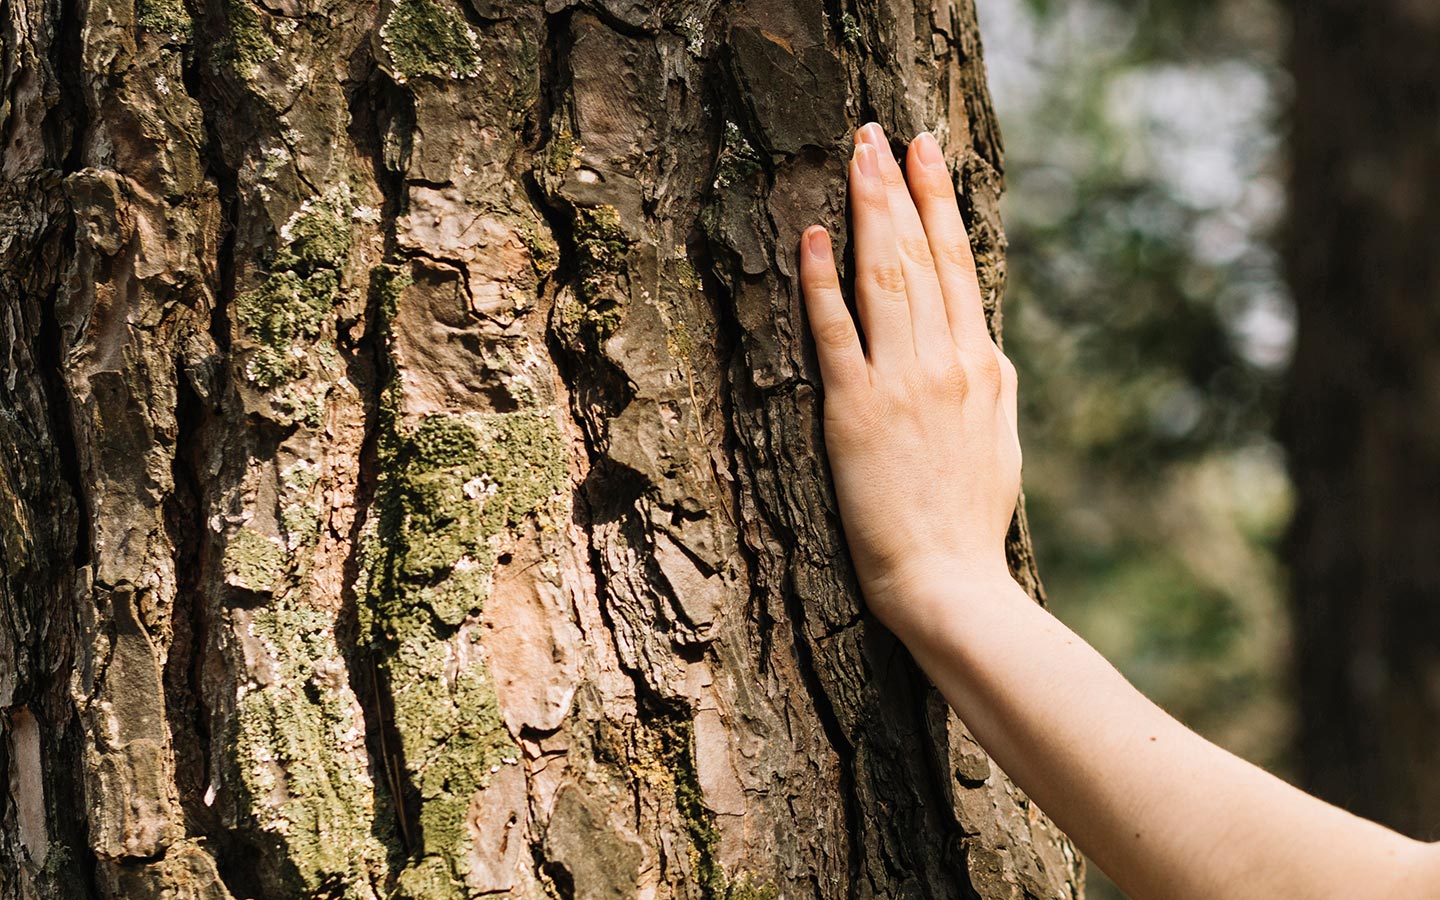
[916,132,945,168]
[854,143,880,180]
[806,226,830,259]
[859,121,886,147]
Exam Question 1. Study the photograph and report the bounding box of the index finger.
[799,225,867,392]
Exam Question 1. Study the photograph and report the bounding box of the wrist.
[860,557,1021,643]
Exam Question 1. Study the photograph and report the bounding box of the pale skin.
[799,122,1440,900]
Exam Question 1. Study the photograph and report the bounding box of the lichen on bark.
[234,185,358,392]
[228,599,390,897]
[378,0,485,84]
[357,356,568,888]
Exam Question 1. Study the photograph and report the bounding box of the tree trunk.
[1282,0,1440,840]
[0,0,1081,897]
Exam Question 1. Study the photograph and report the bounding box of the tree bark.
[1282,0,1440,840]
[0,0,1081,897]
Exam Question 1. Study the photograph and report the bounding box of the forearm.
[892,570,1434,900]
[799,122,1439,898]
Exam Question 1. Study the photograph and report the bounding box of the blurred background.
[977,0,1440,895]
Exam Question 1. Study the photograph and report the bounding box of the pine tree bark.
[0,1,1081,897]
[1281,0,1440,840]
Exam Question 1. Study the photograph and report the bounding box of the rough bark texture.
[0,0,1082,897]
[1282,0,1440,841]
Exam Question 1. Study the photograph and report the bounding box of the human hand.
[799,123,1021,637]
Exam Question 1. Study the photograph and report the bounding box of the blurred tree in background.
[978,0,1293,895]
[1282,0,1440,842]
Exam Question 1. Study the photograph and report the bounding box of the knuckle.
[861,184,891,213]
[999,352,1018,385]
[913,352,967,393]
[803,267,841,293]
[938,238,978,273]
[840,394,888,437]
[922,170,958,200]
[897,234,935,267]
[814,315,856,349]
[869,263,906,296]
[968,350,1003,390]
[934,355,970,392]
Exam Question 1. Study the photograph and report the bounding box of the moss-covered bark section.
[228,598,390,897]
[234,185,357,393]
[211,183,390,899]
[378,0,484,83]
[358,332,568,893]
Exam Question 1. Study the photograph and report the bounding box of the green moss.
[656,715,726,896]
[675,255,703,292]
[137,0,192,42]
[544,128,579,177]
[380,0,484,84]
[277,463,322,552]
[517,220,558,277]
[634,711,776,899]
[840,12,861,46]
[361,409,567,885]
[268,386,327,429]
[507,32,541,110]
[388,635,513,859]
[231,600,389,896]
[236,186,357,390]
[276,190,355,272]
[223,527,287,592]
[36,843,76,887]
[374,411,565,599]
[409,415,482,468]
[280,503,321,551]
[371,263,414,325]
[393,856,465,900]
[281,460,320,494]
[218,0,274,75]
[236,269,338,387]
[666,255,701,363]
[712,121,763,191]
[553,204,630,343]
[668,317,697,365]
[474,412,569,529]
[579,204,625,247]
[390,471,475,580]
[726,878,781,900]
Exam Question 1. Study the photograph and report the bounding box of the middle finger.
[856,123,952,358]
